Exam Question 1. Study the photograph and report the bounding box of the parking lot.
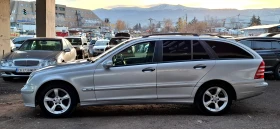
[0,79,279,129]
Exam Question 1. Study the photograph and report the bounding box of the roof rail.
[142,33,199,38]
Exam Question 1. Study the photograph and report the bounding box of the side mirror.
[11,48,17,52]
[102,60,113,69]
[83,43,87,46]
[64,48,71,52]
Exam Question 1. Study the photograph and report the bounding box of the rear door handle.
[142,67,155,72]
[193,65,207,69]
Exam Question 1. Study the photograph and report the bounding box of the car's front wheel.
[274,64,280,80]
[38,84,78,117]
[195,83,232,115]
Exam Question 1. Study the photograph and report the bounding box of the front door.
[156,40,215,99]
[94,41,158,101]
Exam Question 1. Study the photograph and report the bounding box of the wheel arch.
[194,79,237,101]
[35,80,80,105]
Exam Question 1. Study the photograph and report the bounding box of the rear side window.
[239,40,252,48]
[162,40,191,62]
[253,40,272,50]
[193,40,210,60]
[205,41,253,59]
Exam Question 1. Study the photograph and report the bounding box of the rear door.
[156,40,216,99]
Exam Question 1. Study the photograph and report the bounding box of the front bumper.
[234,81,268,100]
[0,66,41,77]
[21,84,36,107]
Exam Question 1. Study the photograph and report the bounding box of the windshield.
[95,40,109,46]
[109,38,129,45]
[19,40,62,51]
[65,38,82,45]
[90,40,96,45]
[13,37,32,44]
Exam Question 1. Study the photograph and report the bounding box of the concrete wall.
[36,0,56,37]
[0,0,11,59]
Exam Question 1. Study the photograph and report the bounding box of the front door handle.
[142,67,155,72]
[193,65,207,69]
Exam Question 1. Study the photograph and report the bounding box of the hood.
[5,50,61,60]
[93,46,107,49]
[35,60,91,73]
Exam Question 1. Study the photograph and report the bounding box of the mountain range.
[93,4,280,28]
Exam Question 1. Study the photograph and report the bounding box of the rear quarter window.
[205,40,253,59]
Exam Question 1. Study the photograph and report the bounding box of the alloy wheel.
[43,88,71,115]
[202,87,228,112]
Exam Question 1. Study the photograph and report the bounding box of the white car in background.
[10,40,16,52]
[93,39,109,55]
[13,37,33,49]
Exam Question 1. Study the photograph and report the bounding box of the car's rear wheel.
[274,64,280,80]
[38,84,78,118]
[195,83,232,115]
[2,77,13,81]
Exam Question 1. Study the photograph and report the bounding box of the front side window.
[162,40,191,62]
[113,41,155,66]
[19,40,62,51]
[272,41,280,49]
[205,41,253,59]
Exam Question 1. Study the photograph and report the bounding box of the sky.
[25,0,280,10]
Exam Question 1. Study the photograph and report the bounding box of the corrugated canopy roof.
[242,24,280,30]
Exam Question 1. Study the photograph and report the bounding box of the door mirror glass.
[64,48,71,52]
[103,60,113,69]
[83,43,87,46]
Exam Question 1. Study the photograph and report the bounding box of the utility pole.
[237,14,240,37]
[148,18,153,34]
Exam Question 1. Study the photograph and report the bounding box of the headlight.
[40,59,57,67]
[1,60,13,67]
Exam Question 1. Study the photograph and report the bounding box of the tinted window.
[205,41,253,59]
[239,40,252,48]
[113,41,155,66]
[272,41,280,49]
[162,40,191,62]
[253,40,272,50]
[193,40,210,60]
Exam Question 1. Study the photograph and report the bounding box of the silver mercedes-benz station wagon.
[21,34,268,117]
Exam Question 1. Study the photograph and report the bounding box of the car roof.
[27,37,64,40]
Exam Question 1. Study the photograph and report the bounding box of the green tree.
[256,16,261,25]
[249,15,261,26]
[189,17,198,25]
[176,18,184,32]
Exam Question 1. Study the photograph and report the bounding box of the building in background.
[242,24,280,37]
[10,0,102,31]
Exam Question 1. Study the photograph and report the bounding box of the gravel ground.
[0,79,279,129]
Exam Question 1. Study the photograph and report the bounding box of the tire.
[274,64,280,80]
[195,83,232,115]
[38,83,78,118]
[3,77,13,81]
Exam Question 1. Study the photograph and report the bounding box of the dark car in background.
[236,37,280,79]
[105,32,131,51]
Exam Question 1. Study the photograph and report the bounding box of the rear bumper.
[234,81,268,100]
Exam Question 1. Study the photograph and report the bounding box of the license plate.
[16,68,37,73]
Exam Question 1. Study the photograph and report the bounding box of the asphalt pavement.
[0,79,280,129]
